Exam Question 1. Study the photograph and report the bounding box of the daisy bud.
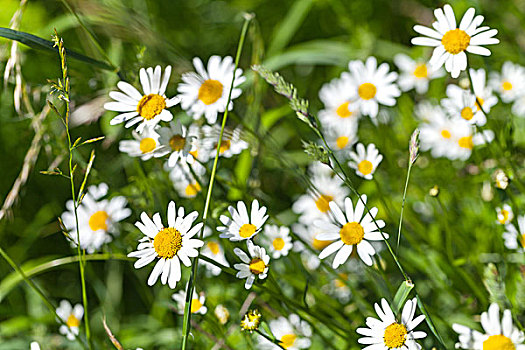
[429,185,439,197]
[492,169,509,190]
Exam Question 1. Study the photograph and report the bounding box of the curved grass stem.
[180,14,253,350]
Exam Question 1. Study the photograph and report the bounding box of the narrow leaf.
[416,295,447,348]
[78,150,95,204]
[392,280,414,314]
[80,136,105,146]
[0,27,113,70]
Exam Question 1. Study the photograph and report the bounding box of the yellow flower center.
[336,102,352,118]
[483,334,516,350]
[520,234,525,248]
[315,194,333,213]
[66,314,80,328]
[498,209,510,224]
[475,97,484,111]
[189,149,199,159]
[185,182,201,197]
[249,258,266,275]
[280,334,297,349]
[441,29,471,54]
[218,140,232,154]
[139,137,157,154]
[169,135,186,151]
[358,83,377,100]
[153,227,183,259]
[190,298,203,313]
[358,160,374,176]
[461,107,474,121]
[458,136,473,149]
[239,223,257,238]
[340,222,365,245]
[336,136,349,149]
[502,81,513,91]
[88,211,109,231]
[198,79,223,105]
[137,94,166,120]
[335,273,348,288]
[272,237,285,251]
[207,241,220,255]
[441,129,451,139]
[413,64,428,78]
[312,237,332,250]
[384,322,408,348]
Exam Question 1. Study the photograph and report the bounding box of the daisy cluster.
[105,56,248,199]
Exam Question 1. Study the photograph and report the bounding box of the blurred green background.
[1,0,524,349]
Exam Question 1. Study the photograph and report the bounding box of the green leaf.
[0,27,113,70]
[416,295,447,349]
[392,280,414,314]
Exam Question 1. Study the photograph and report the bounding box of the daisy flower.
[356,298,427,350]
[214,304,230,325]
[258,314,312,350]
[318,75,361,129]
[157,120,198,167]
[347,143,383,180]
[173,174,203,199]
[104,65,178,132]
[127,201,204,289]
[201,227,230,276]
[292,173,349,225]
[61,183,131,253]
[418,103,461,159]
[201,125,248,159]
[453,303,525,349]
[233,240,270,289]
[30,342,40,350]
[119,126,167,160]
[448,122,494,161]
[177,55,245,124]
[327,272,352,303]
[292,223,332,270]
[469,68,498,113]
[511,94,525,118]
[503,215,525,252]
[241,309,262,333]
[325,122,359,153]
[56,300,84,341]
[441,85,487,126]
[489,61,525,103]
[343,56,400,118]
[217,199,268,241]
[411,4,499,78]
[171,289,207,315]
[261,224,293,259]
[495,204,513,225]
[393,53,445,94]
[315,194,388,267]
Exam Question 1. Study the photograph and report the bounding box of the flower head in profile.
[127,201,204,289]
[503,215,525,252]
[356,298,427,349]
[496,204,513,225]
[342,56,400,118]
[453,303,525,349]
[257,314,312,350]
[119,126,167,160]
[61,183,131,253]
[177,55,245,124]
[241,309,262,333]
[215,304,230,325]
[262,224,293,259]
[171,289,207,315]
[201,125,248,159]
[233,240,270,289]
[217,199,268,241]
[104,66,178,132]
[315,195,388,267]
[318,75,361,129]
[394,53,445,94]
[411,4,499,78]
[56,300,84,341]
[347,143,383,180]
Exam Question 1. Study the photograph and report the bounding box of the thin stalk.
[0,246,89,349]
[180,14,253,350]
[396,161,413,251]
[255,329,286,350]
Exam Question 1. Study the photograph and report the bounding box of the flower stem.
[180,14,253,350]
[396,161,413,252]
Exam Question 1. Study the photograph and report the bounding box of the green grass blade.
[0,27,113,70]
[392,280,414,314]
